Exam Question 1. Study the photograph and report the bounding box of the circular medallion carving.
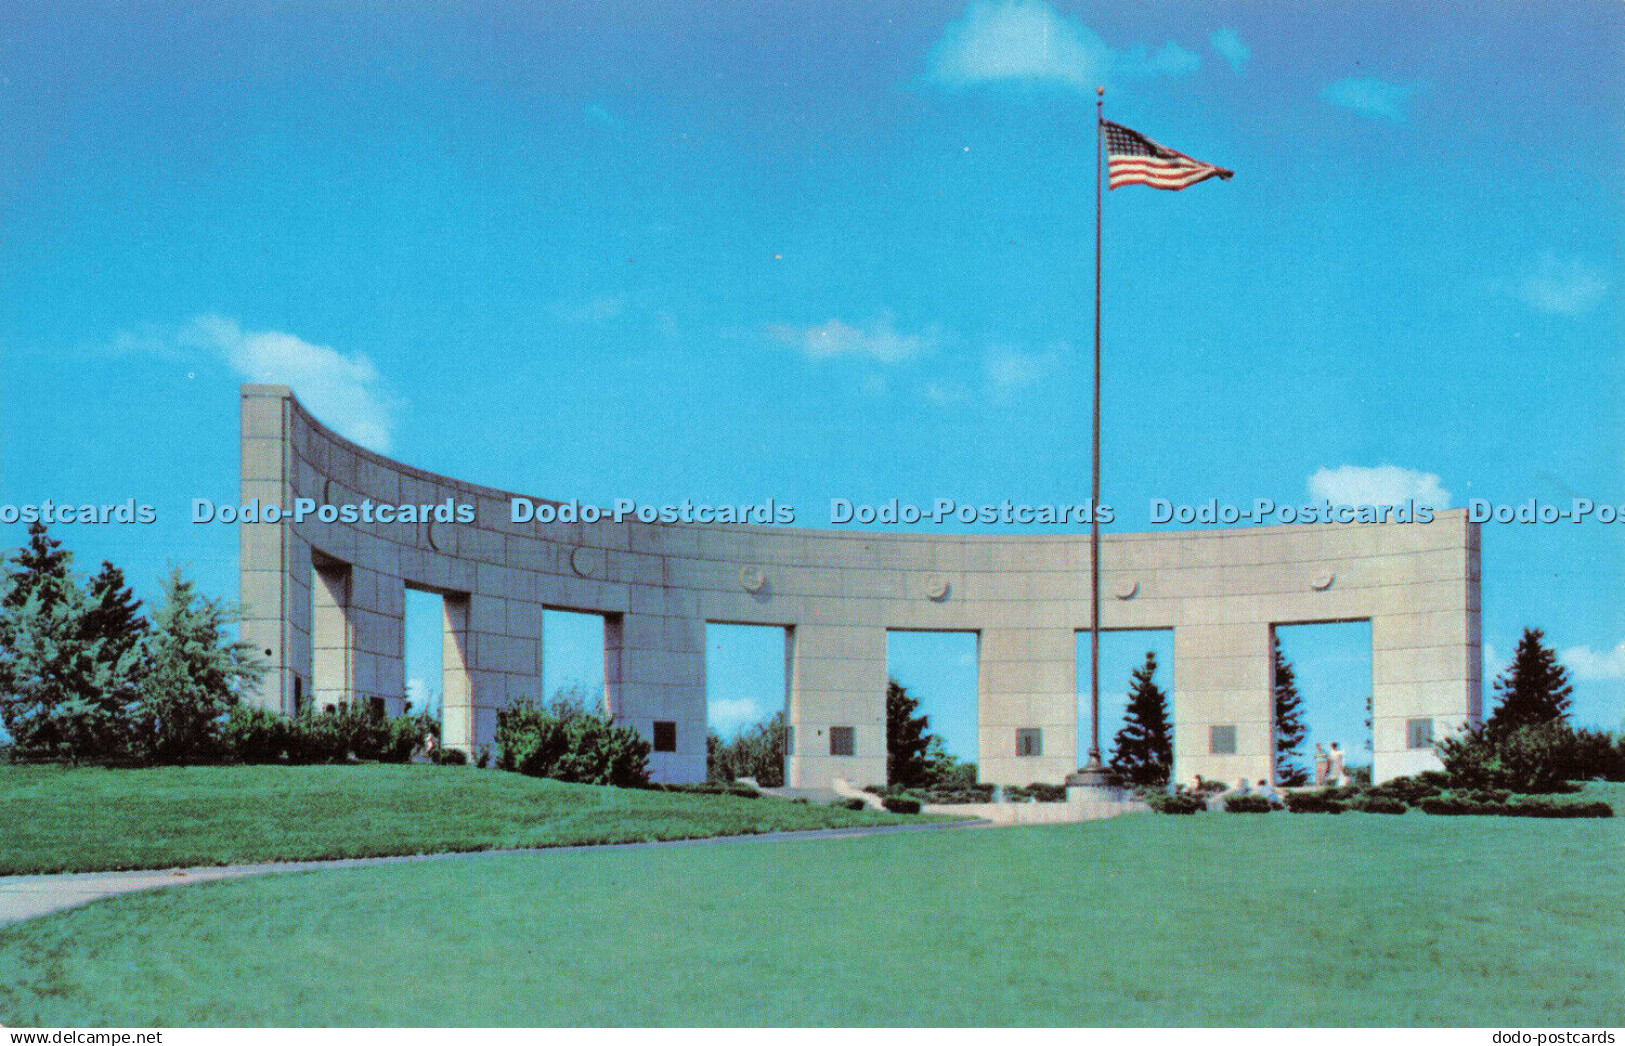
[322,478,336,505]
[924,575,951,601]
[739,566,767,593]
[427,520,444,552]
[1310,572,1335,591]
[571,547,602,578]
[1114,579,1139,600]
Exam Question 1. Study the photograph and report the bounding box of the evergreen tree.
[1109,651,1173,786]
[1273,634,1309,786]
[2,523,73,612]
[138,568,265,763]
[886,679,935,787]
[0,582,138,763]
[1484,627,1573,741]
[81,561,148,662]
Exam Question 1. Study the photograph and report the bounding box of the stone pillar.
[978,627,1076,785]
[787,624,886,789]
[239,385,299,713]
[611,611,707,784]
[1172,621,1274,787]
[440,593,474,751]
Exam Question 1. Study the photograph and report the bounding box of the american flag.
[1102,120,1233,191]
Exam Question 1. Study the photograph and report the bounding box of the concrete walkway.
[0,819,984,928]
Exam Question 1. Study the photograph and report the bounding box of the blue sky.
[3,1,1621,762]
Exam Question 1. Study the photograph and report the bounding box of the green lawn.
[1,784,1620,1026]
[0,763,920,874]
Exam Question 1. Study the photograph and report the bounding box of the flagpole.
[1070,85,1109,795]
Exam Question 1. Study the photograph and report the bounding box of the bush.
[386,713,436,763]
[1418,795,1503,816]
[432,746,468,766]
[1284,792,1345,814]
[881,796,922,814]
[1149,792,1205,815]
[1505,798,1614,819]
[1349,796,1408,815]
[657,781,760,799]
[1437,721,1592,794]
[707,712,788,787]
[283,709,350,765]
[495,696,650,788]
[831,797,866,811]
[223,705,287,764]
[914,783,996,805]
[1008,783,1066,803]
[1365,774,1445,806]
[1223,794,1274,813]
[1561,728,1625,782]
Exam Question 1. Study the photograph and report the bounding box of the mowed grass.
[0,763,921,874]
[1,785,1621,1026]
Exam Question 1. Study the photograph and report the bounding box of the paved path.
[0,820,984,928]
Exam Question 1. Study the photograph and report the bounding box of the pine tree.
[1484,627,1573,741]
[81,561,148,663]
[1273,634,1309,786]
[0,582,136,763]
[886,679,935,787]
[138,568,265,763]
[2,523,73,612]
[1109,651,1173,786]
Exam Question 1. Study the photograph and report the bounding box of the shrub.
[1008,782,1066,803]
[1223,794,1274,814]
[1349,796,1407,815]
[1437,721,1592,794]
[1505,798,1614,819]
[432,746,468,766]
[381,712,436,764]
[881,795,922,814]
[1560,728,1625,782]
[1418,795,1502,816]
[284,709,350,765]
[658,781,760,799]
[915,783,996,805]
[1284,792,1345,814]
[707,711,788,787]
[1365,774,1444,806]
[1149,792,1205,815]
[495,696,650,787]
[223,705,287,763]
[831,797,866,811]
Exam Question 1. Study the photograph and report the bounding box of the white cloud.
[768,314,937,364]
[1562,641,1625,681]
[1209,29,1249,72]
[709,697,766,735]
[1482,642,1502,677]
[1321,76,1423,123]
[1516,254,1609,316]
[923,0,1198,91]
[1307,465,1451,508]
[184,315,399,452]
[984,344,1063,395]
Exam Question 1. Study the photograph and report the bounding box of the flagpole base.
[1065,759,1119,805]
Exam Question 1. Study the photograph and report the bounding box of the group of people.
[1313,742,1348,788]
[1183,740,1350,800]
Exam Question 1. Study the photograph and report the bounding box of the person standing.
[1314,743,1330,787]
[1329,742,1347,787]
